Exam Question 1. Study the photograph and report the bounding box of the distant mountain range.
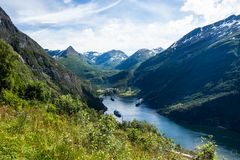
[132,14,240,132]
[46,46,164,84]
[45,47,117,84]
[46,48,128,69]
[45,46,80,58]
[46,47,164,71]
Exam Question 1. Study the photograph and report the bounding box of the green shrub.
[0,89,28,110]
[85,115,117,152]
[21,81,51,102]
[195,136,217,160]
[45,103,57,113]
[55,95,82,115]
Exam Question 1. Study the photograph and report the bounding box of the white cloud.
[17,0,122,24]
[0,0,122,24]
[181,0,240,24]
[26,16,199,54]
[128,0,176,20]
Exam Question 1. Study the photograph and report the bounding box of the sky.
[0,0,240,55]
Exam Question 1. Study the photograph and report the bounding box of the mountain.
[47,48,128,71]
[46,47,116,85]
[133,15,240,132]
[169,15,240,50]
[45,46,80,58]
[95,50,128,69]
[152,47,164,54]
[116,48,163,70]
[0,7,105,111]
[59,46,80,57]
[44,49,62,57]
[84,51,102,64]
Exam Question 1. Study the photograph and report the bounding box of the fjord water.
[103,96,240,160]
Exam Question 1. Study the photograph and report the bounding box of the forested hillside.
[133,15,240,132]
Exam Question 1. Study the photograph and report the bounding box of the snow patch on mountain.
[170,15,240,49]
[84,51,102,63]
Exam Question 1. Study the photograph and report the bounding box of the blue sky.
[0,0,240,55]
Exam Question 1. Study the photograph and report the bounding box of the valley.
[43,12,240,159]
[103,96,240,160]
[0,2,240,159]
[47,14,240,134]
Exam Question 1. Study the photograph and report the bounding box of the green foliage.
[120,120,174,152]
[86,115,117,152]
[58,54,117,85]
[0,10,105,111]
[8,112,28,134]
[45,103,57,113]
[0,40,18,91]
[195,136,217,160]
[122,119,159,134]
[21,81,51,102]
[55,95,83,115]
[0,102,188,160]
[0,41,51,104]
[107,70,133,88]
[132,30,240,132]
[0,89,28,110]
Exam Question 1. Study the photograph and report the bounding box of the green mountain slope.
[47,46,117,85]
[0,7,105,111]
[133,15,240,132]
[116,48,162,70]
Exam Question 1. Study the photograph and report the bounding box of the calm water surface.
[103,96,240,160]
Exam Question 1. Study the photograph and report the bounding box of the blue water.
[103,96,240,160]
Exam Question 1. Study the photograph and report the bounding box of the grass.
[0,103,191,160]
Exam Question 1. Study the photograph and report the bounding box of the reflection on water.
[103,96,240,160]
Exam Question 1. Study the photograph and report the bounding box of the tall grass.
[0,104,186,160]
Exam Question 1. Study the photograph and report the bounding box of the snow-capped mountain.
[45,46,81,59]
[116,48,163,70]
[83,51,102,64]
[152,47,164,55]
[95,50,128,69]
[44,49,62,58]
[170,15,240,49]
[46,47,128,69]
